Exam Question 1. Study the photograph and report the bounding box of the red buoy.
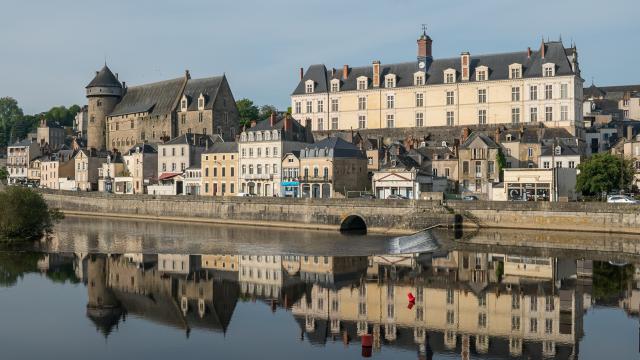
[361,334,373,347]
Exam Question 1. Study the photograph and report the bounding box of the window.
[624,109,630,118]
[386,114,394,128]
[545,319,553,334]
[512,293,520,309]
[416,112,424,127]
[446,111,454,126]
[511,316,521,331]
[530,107,538,122]
[386,94,394,109]
[331,99,339,112]
[447,288,454,304]
[561,105,568,121]
[295,102,301,114]
[445,72,455,84]
[568,161,575,168]
[446,310,455,325]
[512,87,520,102]
[358,115,366,129]
[446,91,455,105]
[305,82,313,93]
[331,117,338,130]
[477,70,486,81]
[357,78,367,90]
[317,118,324,131]
[358,96,367,110]
[415,93,424,107]
[488,161,495,175]
[463,161,469,175]
[512,108,520,124]
[306,101,312,113]
[331,80,339,92]
[545,296,555,312]
[511,67,521,79]
[478,89,487,103]
[415,74,424,86]
[478,313,487,328]
[560,84,568,99]
[317,100,324,113]
[545,106,553,121]
[478,109,487,124]
[130,120,134,129]
[543,161,550,168]
[530,85,538,100]
[544,64,554,77]
[385,76,395,88]
[530,318,538,333]
[545,84,553,99]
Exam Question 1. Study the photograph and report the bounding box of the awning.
[158,172,182,181]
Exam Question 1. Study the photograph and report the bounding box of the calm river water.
[0,216,638,359]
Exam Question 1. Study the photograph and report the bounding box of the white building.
[539,144,581,171]
[7,139,40,185]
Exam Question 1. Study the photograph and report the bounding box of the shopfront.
[281,181,299,197]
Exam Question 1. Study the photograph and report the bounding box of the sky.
[0,0,638,114]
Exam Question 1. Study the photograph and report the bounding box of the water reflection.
[14,248,637,359]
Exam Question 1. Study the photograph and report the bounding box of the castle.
[85,65,240,153]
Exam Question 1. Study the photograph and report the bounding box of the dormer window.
[444,69,456,84]
[305,80,315,94]
[385,74,396,88]
[554,145,561,155]
[543,63,555,77]
[198,94,205,110]
[414,71,425,86]
[357,76,368,90]
[272,130,279,140]
[180,95,188,112]
[506,134,513,141]
[509,64,522,79]
[330,79,340,92]
[476,66,488,81]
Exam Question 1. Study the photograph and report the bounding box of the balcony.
[301,176,331,183]
[242,173,273,180]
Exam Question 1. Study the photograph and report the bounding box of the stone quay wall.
[40,190,640,235]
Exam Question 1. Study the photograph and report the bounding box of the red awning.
[158,172,181,181]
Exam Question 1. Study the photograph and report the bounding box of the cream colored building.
[6,139,40,184]
[492,168,577,202]
[122,144,158,194]
[291,32,582,136]
[74,149,106,191]
[201,142,238,196]
[620,93,640,120]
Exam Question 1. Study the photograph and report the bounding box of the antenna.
[421,24,427,34]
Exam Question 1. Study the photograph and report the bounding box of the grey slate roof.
[301,136,365,158]
[460,132,499,149]
[245,116,310,142]
[110,77,185,117]
[11,139,33,147]
[204,141,238,154]
[86,65,122,89]
[540,144,580,157]
[293,41,576,95]
[182,76,224,111]
[162,133,220,147]
[126,143,157,154]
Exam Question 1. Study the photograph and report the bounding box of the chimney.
[250,120,257,128]
[115,73,118,79]
[269,112,276,127]
[185,69,191,79]
[192,134,196,146]
[122,81,126,88]
[284,114,292,132]
[460,52,470,81]
[494,128,501,143]
[95,71,99,76]
[372,60,381,88]
[342,65,349,80]
[331,68,336,77]
[527,47,532,58]
[627,125,634,141]
[462,128,470,143]
[299,67,304,81]
[540,39,546,59]
[417,31,433,60]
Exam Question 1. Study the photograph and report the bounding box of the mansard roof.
[162,133,220,147]
[110,77,185,117]
[301,136,365,158]
[293,41,576,95]
[86,65,122,89]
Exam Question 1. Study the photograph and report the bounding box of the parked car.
[462,195,478,201]
[359,193,376,199]
[236,192,256,197]
[387,194,409,200]
[607,195,639,204]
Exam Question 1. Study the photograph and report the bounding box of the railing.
[301,176,331,183]
[242,173,273,180]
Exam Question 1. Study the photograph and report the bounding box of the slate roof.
[182,76,224,111]
[293,41,576,95]
[161,133,220,147]
[86,65,122,89]
[109,77,185,117]
[126,143,157,155]
[204,141,238,154]
[11,139,33,147]
[540,143,581,157]
[460,132,499,149]
[301,136,364,158]
[245,116,310,142]
[414,146,457,160]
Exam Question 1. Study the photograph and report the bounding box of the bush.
[0,187,63,243]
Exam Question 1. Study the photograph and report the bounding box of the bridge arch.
[340,215,367,234]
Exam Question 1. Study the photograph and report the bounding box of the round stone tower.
[86,65,122,150]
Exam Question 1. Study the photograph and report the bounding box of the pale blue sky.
[1,0,638,114]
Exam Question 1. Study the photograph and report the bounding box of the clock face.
[418,61,425,69]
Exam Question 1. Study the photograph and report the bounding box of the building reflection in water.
[34,250,603,359]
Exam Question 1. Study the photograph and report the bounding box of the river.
[0,216,638,359]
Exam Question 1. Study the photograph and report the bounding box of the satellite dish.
[418,61,426,69]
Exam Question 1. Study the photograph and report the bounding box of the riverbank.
[40,190,640,235]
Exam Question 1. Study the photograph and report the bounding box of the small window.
[543,63,555,77]
[478,89,487,103]
[416,112,424,127]
[415,93,424,107]
[386,95,394,109]
[446,91,455,105]
[305,80,314,94]
[357,77,368,90]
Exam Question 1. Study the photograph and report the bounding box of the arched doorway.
[340,215,367,234]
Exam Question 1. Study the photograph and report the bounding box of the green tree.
[258,105,278,121]
[0,97,24,147]
[576,153,634,196]
[0,167,8,184]
[495,149,507,182]
[0,187,63,243]
[236,98,259,127]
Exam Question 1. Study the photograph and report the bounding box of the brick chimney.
[460,52,470,81]
[462,128,470,143]
[494,127,501,143]
[527,47,532,58]
[284,114,292,132]
[372,60,381,88]
[417,30,433,60]
[627,125,634,141]
[299,67,304,81]
[185,69,191,79]
[342,65,349,80]
[269,112,276,127]
[540,38,545,59]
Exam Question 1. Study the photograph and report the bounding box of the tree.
[0,167,8,184]
[495,149,507,182]
[576,153,634,196]
[0,97,24,147]
[258,105,278,121]
[236,98,259,127]
[0,187,63,243]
